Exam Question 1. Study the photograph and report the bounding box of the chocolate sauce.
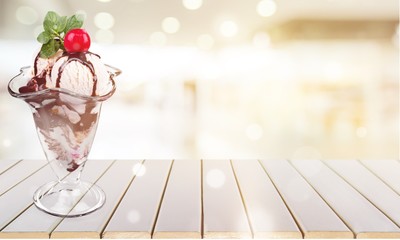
[19,70,47,93]
[21,52,105,174]
[33,53,40,76]
[20,51,100,96]
[56,52,99,96]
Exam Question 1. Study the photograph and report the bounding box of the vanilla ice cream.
[33,50,63,77]
[49,52,113,96]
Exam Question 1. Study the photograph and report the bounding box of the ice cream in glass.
[8,11,120,217]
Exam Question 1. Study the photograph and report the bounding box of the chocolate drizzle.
[56,52,99,96]
[20,51,106,97]
[33,53,40,76]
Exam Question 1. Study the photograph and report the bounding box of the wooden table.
[0,159,399,239]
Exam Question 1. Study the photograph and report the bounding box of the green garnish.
[37,11,84,58]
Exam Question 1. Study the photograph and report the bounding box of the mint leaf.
[64,14,84,33]
[43,11,60,32]
[40,39,62,58]
[38,11,86,58]
[57,16,68,33]
[37,31,51,44]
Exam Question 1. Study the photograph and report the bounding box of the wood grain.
[232,160,302,239]
[0,160,114,239]
[50,160,139,238]
[260,160,352,238]
[0,159,21,176]
[0,160,47,196]
[0,162,70,231]
[1,159,399,239]
[202,160,251,239]
[360,159,400,195]
[102,160,173,239]
[292,159,400,238]
[153,160,201,239]
[325,160,400,227]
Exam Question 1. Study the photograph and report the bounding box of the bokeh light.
[94,12,115,30]
[356,127,368,138]
[206,169,226,188]
[245,123,263,141]
[182,0,203,10]
[132,163,146,177]
[149,31,167,46]
[75,10,87,20]
[95,29,114,44]
[219,20,238,38]
[257,0,277,17]
[15,6,38,25]
[197,34,214,50]
[3,138,11,148]
[252,31,271,49]
[127,209,141,224]
[292,146,322,160]
[162,17,180,34]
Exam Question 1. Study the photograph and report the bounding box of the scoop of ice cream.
[49,52,112,96]
[33,50,63,77]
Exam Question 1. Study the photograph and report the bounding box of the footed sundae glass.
[8,65,120,217]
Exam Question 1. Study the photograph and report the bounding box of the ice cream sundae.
[8,11,120,217]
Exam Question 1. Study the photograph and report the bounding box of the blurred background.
[0,0,398,160]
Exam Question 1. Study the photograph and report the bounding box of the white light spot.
[162,17,180,34]
[132,163,146,177]
[127,209,141,223]
[3,139,12,148]
[94,12,115,30]
[292,146,322,160]
[220,20,238,38]
[324,62,344,81]
[97,0,112,2]
[245,123,263,141]
[206,169,226,188]
[16,6,38,25]
[257,0,277,17]
[356,127,367,138]
[149,31,167,46]
[182,0,203,10]
[75,10,87,20]
[253,31,271,49]
[294,160,323,178]
[95,29,114,44]
[197,34,214,50]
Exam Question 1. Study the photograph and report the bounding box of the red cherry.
[64,29,91,53]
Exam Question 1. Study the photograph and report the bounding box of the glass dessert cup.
[8,66,120,217]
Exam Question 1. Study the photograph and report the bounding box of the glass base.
[33,180,105,217]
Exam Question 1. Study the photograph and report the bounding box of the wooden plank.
[325,160,400,228]
[0,162,69,231]
[102,160,173,239]
[260,160,352,238]
[360,160,400,195]
[0,160,47,196]
[50,160,141,238]
[202,160,251,239]
[0,160,114,239]
[231,160,302,239]
[153,160,201,239]
[0,159,21,176]
[291,160,400,238]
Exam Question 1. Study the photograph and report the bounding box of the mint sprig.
[37,11,84,58]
